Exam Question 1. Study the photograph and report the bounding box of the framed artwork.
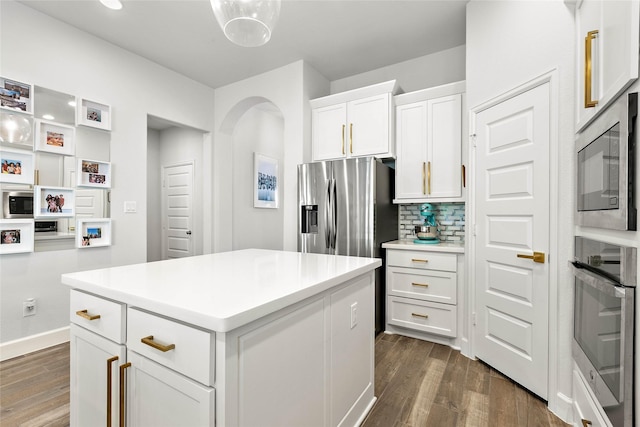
[76,218,111,248]
[0,219,34,254]
[77,158,111,188]
[253,153,278,209]
[76,97,111,131]
[0,147,34,185]
[0,77,33,115]
[34,119,76,156]
[34,186,75,218]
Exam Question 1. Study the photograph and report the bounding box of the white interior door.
[473,81,550,399]
[162,162,194,260]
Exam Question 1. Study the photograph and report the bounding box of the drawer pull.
[76,309,101,321]
[411,258,428,263]
[411,313,429,319]
[581,420,592,427]
[119,362,131,427]
[141,335,176,352]
[411,282,429,288]
[106,356,119,427]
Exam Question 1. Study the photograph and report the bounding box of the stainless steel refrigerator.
[298,157,398,333]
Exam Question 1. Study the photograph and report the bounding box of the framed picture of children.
[253,153,278,209]
[0,147,34,185]
[76,98,111,131]
[76,218,111,248]
[34,119,76,156]
[0,219,34,255]
[0,77,33,115]
[34,186,75,218]
[76,158,111,188]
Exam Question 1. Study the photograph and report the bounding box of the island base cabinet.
[125,350,215,427]
[70,323,126,427]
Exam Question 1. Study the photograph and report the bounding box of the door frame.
[161,160,195,260]
[467,70,561,407]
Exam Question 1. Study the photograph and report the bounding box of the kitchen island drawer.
[388,267,456,304]
[127,308,214,386]
[70,290,125,344]
[387,296,456,337]
[387,250,457,272]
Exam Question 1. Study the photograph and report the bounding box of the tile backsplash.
[399,202,465,242]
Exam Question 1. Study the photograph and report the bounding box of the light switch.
[124,201,137,213]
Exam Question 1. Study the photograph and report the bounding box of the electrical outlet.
[350,302,358,329]
[23,298,36,317]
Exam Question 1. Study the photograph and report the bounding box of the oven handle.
[570,261,631,299]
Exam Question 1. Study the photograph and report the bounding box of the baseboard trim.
[0,327,70,362]
[549,391,574,425]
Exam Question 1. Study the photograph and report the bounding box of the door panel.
[298,162,332,254]
[162,163,194,259]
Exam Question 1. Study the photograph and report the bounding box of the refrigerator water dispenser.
[301,205,318,233]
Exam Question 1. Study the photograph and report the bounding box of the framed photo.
[34,186,75,218]
[253,153,278,209]
[0,77,33,115]
[34,119,76,156]
[0,219,34,254]
[0,147,34,185]
[76,98,111,131]
[76,218,111,248]
[77,158,111,188]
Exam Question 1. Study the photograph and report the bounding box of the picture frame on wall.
[0,147,34,185]
[0,219,34,255]
[76,158,111,188]
[76,97,111,131]
[0,77,33,115]
[253,153,278,209]
[34,186,75,218]
[76,218,111,248]
[34,119,76,156]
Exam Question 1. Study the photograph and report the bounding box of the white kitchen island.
[62,249,381,427]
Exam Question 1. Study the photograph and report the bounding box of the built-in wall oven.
[571,236,637,427]
[576,92,637,231]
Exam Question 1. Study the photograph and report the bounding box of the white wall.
[0,1,215,347]
[147,128,162,262]
[466,0,575,421]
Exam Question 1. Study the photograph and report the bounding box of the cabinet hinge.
[470,133,477,147]
[472,312,477,326]
[473,224,477,237]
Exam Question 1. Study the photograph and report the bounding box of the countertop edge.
[382,240,465,253]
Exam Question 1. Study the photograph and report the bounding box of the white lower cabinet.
[572,368,611,427]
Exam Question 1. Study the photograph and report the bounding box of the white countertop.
[61,249,381,333]
[382,239,465,253]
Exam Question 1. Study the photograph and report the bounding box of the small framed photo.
[253,153,278,209]
[0,219,34,254]
[77,158,111,188]
[76,97,111,131]
[0,147,34,185]
[76,218,111,248]
[0,77,33,115]
[34,186,75,218]
[34,119,76,156]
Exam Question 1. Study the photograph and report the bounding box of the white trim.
[0,326,70,361]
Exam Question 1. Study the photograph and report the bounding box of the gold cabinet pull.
[411,258,429,263]
[411,282,429,288]
[427,161,432,194]
[411,313,429,319]
[106,356,119,427]
[141,335,175,352]
[341,124,345,154]
[581,420,592,427]
[76,309,101,321]
[462,164,466,188]
[585,30,599,108]
[517,251,546,264]
[349,123,353,154]
[422,162,426,195]
[119,362,131,427]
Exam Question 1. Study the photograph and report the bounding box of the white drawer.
[572,369,610,427]
[386,250,457,272]
[388,267,456,304]
[127,308,214,386]
[387,296,456,337]
[70,290,125,344]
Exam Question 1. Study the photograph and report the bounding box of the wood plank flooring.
[0,335,569,427]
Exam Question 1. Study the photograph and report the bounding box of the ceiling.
[17,0,468,90]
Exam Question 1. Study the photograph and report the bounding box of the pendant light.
[0,112,32,144]
[210,0,281,47]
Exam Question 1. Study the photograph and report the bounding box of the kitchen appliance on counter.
[298,157,398,333]
[34,220,57,233]
[414,203,440,244]
[2,190,33,218]
[570,236,636,427]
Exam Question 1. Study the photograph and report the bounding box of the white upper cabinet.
[311,80,399,161]
[394,81,465,203]
[576,0,639,132]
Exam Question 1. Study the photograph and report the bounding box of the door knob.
[517,251,545,263]
[186,230,192,235]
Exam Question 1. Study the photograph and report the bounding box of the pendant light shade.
[0,112,32,144]
[210,0,281,47]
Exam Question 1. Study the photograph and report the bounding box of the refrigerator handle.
[331,178,337,250]
[325,179,331,249]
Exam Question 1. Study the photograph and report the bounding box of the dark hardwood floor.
[0,335,569,427]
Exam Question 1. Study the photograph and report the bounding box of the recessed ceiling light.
[100,0,123,10]
[43,114,55,120]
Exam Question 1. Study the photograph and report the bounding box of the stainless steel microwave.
[576,92,637,230]
[2,191,34,219]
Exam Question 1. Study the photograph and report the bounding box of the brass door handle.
[107,356,119,427]
[422,162,427,195]
[411,282,429,288]
[411,313,429,319]
[411,258,428,263]
[119,362,131,427]
[341,124,345,155]
[581,420,592,427]
[141,335,175,352]
[585,30,599,108]
[349,123,353,154]
[76,309,101,321]
[427,161,431,194]
[517,251,545,264]
[462,165,466,188]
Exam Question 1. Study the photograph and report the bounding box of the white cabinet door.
[70,324,126,427]
[395,101,428,199]
[427,94,462,198]
[126,350,215,427]
[312,103,347,161]
[347,93,392,157]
